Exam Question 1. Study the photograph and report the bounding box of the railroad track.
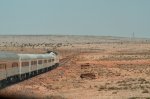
[59,53,79,66]
[59,56,72,66]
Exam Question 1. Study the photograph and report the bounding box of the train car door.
[12,62,19,75]
[0,63,7,81]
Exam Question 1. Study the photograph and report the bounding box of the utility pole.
[133,32,135,38]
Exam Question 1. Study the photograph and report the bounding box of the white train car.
[0,51,59,87]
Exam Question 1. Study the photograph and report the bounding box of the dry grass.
[1,35,150,99]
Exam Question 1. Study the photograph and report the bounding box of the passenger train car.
[0,51,59,87]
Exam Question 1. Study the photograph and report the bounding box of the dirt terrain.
[0,35,150,99]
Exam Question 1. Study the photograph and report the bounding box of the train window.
[0,64,6,69]
[44,60,47,63]
[48,59,51,63]
[12,62,18,67]
[22,62,29,66]
[52,59,54,62]
[38,60,42,64]
[31,61,37,65]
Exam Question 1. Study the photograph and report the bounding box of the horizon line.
[0,34,149,39]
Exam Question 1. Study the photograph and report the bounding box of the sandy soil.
[0,35,150,99]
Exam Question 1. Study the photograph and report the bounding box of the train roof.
[0,51,19,60]
[0,52,56,61]
[18,52,56,60]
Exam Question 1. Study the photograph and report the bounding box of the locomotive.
[0,51,59,87]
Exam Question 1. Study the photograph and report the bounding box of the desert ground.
[0,35,150,99]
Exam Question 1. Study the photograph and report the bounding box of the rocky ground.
[0,35,150,99]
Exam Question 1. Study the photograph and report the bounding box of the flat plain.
[0,35,150,99]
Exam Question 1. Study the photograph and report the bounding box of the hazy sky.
[0,0,150,38]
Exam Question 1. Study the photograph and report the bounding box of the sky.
[0,0,150,38]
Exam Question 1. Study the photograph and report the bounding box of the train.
[0,51,59,87]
